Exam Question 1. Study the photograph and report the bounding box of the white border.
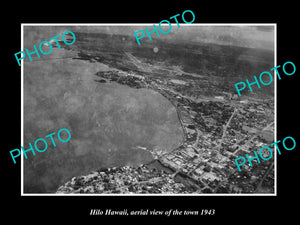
[21,23,277,196]
[21,24,24,195]
[274,25,277,196]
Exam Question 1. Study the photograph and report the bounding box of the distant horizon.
[23,24,275,51]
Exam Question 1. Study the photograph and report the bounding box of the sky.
[23,24,275,50]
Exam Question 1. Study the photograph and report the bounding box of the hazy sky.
[24,25,275,50]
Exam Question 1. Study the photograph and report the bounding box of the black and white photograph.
[4,5,298,223]
[22,24,275,195]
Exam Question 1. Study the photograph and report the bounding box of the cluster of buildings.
[56,165,190,194]
[56,58,276,194]
[91,69,275,194]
